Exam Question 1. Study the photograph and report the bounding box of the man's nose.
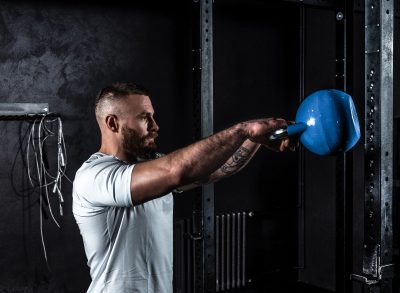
[149,117,159,132]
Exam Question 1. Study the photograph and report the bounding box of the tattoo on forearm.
[220,146,251,175]
[188,146,253,188]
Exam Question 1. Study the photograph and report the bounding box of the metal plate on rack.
[0,103,49,116]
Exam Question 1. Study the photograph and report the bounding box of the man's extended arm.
[130,118,288,205]
[176,139,260,192]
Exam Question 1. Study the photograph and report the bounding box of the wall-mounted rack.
[0,103,60,120]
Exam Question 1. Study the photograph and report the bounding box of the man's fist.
[244,118,298,152]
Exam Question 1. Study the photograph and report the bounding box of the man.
[72,82,295,293]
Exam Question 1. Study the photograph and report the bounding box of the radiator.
[174,219,194,293]
[216,212,247,291]
[174,212,248,293]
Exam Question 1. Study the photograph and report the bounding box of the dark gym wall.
[0,1,192,292]
[213,1,299,213]
[213,1,300,292]
[298,7,337,292]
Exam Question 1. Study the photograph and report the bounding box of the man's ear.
[105,114,119,132]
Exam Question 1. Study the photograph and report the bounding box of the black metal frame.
[192,0,215,292]
[190,0,395,292]
[347,1,395,292]
[297,4,306,272]
[362,0,394,289]
[335,1,354,292]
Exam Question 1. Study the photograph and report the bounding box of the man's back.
[73,153,173,293]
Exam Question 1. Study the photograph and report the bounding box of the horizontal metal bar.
[0,113,61,121]
[350,274,379,285]
[0,103,48,115]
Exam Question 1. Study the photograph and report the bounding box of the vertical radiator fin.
[216,211,247,292]
[174,211,247,292]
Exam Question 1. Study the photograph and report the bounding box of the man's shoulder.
[76,153,125,178]
[73,153,133,205]
[84,152,123,166]
[85,152,118,163]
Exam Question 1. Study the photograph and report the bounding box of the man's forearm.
[166,123,248,186]
[176,140,260,191]
[213,139,260,178]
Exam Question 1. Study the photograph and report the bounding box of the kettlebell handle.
[269,122,307,141]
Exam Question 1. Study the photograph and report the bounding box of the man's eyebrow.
[136,111,155,117]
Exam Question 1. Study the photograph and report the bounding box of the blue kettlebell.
[270,89,361,156]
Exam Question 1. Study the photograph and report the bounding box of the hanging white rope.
[25,114,69,266]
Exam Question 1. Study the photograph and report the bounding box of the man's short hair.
[95,82,150,113]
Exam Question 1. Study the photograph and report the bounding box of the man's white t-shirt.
[72,152,173,293]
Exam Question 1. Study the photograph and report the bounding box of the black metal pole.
[349,0,395,292]
[335,0,353,292]
[297,4,306,274]
[192,0,215,292]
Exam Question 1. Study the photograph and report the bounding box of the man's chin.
[142,144,157,157]
[145,141,157,150]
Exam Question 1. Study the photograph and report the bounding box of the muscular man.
[72,82,295,293]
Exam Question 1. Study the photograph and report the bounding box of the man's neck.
[98,147,156,164]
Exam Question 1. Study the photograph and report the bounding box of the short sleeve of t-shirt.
[73,153,134,213]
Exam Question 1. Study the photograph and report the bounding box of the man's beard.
[122,126,158,161]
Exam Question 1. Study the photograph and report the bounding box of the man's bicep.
[130,159,180,205]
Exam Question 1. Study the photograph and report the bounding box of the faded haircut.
[95,82,150,117]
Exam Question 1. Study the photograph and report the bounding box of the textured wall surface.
[0,1,192,292]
